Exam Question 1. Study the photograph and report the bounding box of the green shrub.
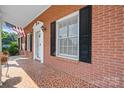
[2,47,8,52]
[8,42,19,56]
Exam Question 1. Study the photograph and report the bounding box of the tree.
[1,30,18,45]
[1,30,18,56]
[1,30,9,39]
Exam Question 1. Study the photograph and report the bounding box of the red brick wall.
[24,5,124,87]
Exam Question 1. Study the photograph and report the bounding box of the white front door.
[37,31,41,59]
[35,31,43,63]
[40,31,43,63]
[33,21,44,63]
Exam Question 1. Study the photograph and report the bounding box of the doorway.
[33,23,44,63]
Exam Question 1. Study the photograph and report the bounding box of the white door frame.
[33,21,44,63]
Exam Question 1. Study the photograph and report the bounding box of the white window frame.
[56,11,79,60]
[27,33,30,52]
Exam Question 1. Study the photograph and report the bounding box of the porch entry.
[33,21,44,63]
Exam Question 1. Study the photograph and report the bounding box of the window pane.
[63,39,67,54]
[72,37,78,47]
[63,47,67,54]
[68,47,73,55]
[69,23,78,37]
[72,37,78,56]
[68,15,78,25]
[59,39,63,54]
[63,38,67,47]
[58,27,67,38]
[60,46,62,53]
[68,38,73,47]
[68,15,78,37]
[59,39,68,54]
[68,37,78,56]
[60,46,64,54]
[73,46,78,56]
[58,20,68,38]
[59,39,63,47]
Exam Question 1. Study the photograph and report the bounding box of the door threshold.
[35,59,41,62]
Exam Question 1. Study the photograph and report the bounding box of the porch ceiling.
[0,5,50,27]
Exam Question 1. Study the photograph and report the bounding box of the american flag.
[12,26,25,38]
[5,22,25,38]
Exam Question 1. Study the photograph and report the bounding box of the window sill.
[57,55,78,61]
[55,55,80,64]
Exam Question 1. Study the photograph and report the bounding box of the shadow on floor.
[4,64,20,68]
[0,77,22,88]
[8,56,29,62]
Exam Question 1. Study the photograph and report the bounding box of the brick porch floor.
[0,56,97,88]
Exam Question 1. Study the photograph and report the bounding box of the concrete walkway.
[0,56,38,88]
[0,56,97,88]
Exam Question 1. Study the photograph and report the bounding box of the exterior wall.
[24,5,124,87]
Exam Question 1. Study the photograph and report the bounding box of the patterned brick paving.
[1,56,97,88]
